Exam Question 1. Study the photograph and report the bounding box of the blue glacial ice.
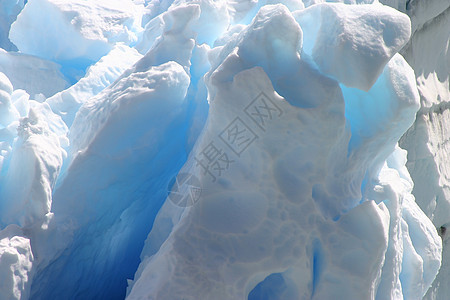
[0,0,24,51]
[0,0,446,299]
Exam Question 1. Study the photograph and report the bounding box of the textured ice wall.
[127,3,440,300]
[0,0,445,299]
[380,0,450,298]
[0,70,67,299]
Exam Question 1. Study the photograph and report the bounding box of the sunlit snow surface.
[0,0,444,299]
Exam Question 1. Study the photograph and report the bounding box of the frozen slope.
[0,0,446,299]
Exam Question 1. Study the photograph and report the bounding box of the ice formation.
[0,49,69,98]
[9,0,143,83]
[0,0,24,51]
[385,0,450,298]
[0,0,448,299]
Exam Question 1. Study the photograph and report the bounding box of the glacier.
[0,0,448,299]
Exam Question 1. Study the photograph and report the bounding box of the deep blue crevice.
[248,273,288,300]
[311,239,324,298]
[29,76,209,299]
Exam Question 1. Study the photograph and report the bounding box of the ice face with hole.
[128,3,440,300]
[0,1,443,300]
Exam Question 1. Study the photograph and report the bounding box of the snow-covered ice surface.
[0,0,447,299]
[381,0,450,298]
